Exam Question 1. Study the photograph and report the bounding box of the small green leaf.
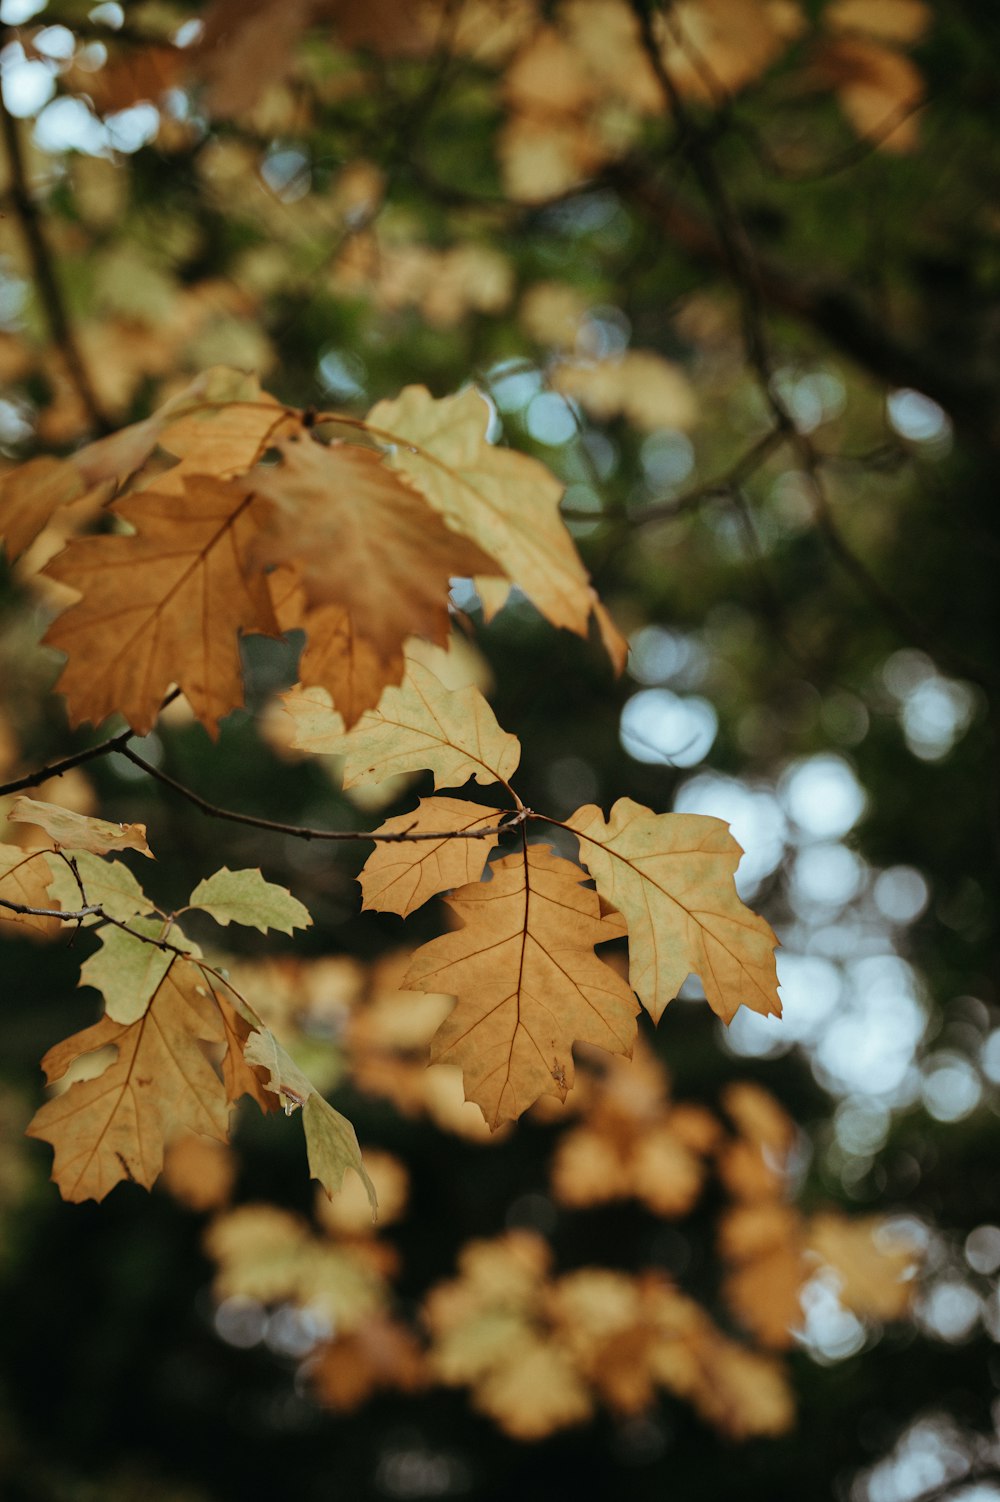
[80,919,199,1025]
[244,1028,376,1215]
[44,851,155,923]
[188,867,311,935]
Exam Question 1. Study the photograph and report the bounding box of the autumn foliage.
[4,0,988,1484]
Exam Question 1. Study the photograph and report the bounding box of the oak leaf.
[567,799,780,1024]
[26,957,230,1202]
[359,797,505,916]
[249,436,496,722]
[44,477,279,735]
[0,457,87,564]
[404,844,639,1128]
[188,866,311,934]
[366,385,596,639]
[283,655,521,790]
[243,1028,377,1212]
[79,919,182,1025]
[0,845,57,938]
[44,850,155,922]
[9,796,153,858]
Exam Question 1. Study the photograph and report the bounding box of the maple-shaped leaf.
[44,477,279,735]
[9,796,153,858]
[0,845,57,937]
[566,799,780,1024]
[403,845,639,1129]
[283,655,521,790]
[44,850,155,922]
[359,797,505,917]
[244,1028,377,1213]
[188,867,311,934]
[367,385,595,638]
[26,957,229,1202]
[250,437,496,723]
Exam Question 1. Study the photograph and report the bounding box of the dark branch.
[118,747,527,842]
[0,85,111,435]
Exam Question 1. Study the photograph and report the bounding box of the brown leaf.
[213,988,281,1113]
[567,799,780,1024]
[8,797,153,858]
[359,797,505,917]
[26,957,230,1202]
[311,1316,427,1412]
[404,844,639,1128]
[0,457,87,564]
[0,845,58,938]
[250,438,496,722]
[44,478,279,735]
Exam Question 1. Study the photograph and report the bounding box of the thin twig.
[118,747,527,842]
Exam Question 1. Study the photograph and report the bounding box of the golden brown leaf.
[8,796,153,859]
[283,654,521,790]
[161,1134,237,1212]
[249,436,495,721]
[567,798,780,1024]
[26,957,230,1202]
[0,457,86,564]
[806,1212,920,1321]
[366,385,596,639]
[359,797,505,916]
[310,1316,427,1412]
[44,478,279,735]
[404,844,639,1128]
[0,844,58,938]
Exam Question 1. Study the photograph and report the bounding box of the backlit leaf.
[26,958,230,1203]
[567,799,780,1024]
[404,844,638,1128]
[244,1028,377,1212]
[44,477,279,735]
[283,655,521,790]
[188,866,311,935]
[9,796,153,858]
[366,385,596,638]
[359,797,505,917]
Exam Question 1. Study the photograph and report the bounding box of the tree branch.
[0,85,111,435]
[118,747,528,842]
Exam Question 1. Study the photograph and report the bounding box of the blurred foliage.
[1,1,1000,1499]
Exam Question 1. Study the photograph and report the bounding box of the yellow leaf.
[366,385,596,638]
[825,0,930,44]
[44,478,279,735]
[0,844,57,938]
[474,1335,594,1439]
[8,796,153,858]
[567,798,780,1024]
[26,957,230,1203]
[404,844,639,1128]
[283,654,521,791]
[161,1134,237,1212]
[359,796,506,917]
[551,351,698,431]
[806,1211,920,1321]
